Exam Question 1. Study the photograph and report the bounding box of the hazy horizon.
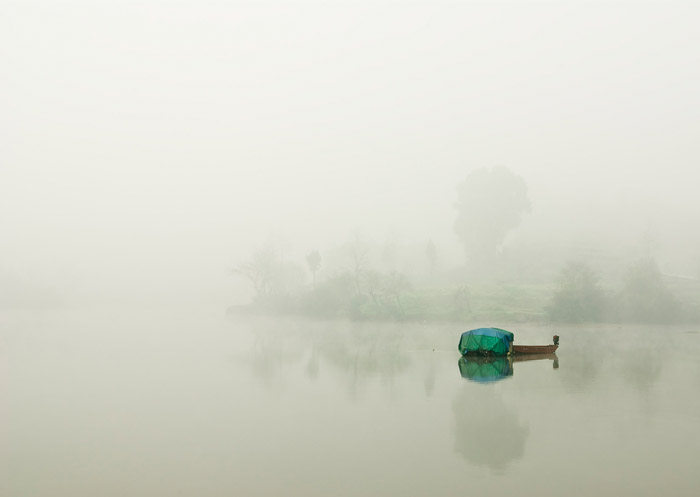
[3,0,699,306]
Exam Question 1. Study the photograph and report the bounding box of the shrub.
[548,262,607,322]
[617,259,681,323]
[300,272,355,317]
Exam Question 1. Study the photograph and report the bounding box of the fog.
[3,0,700,309]
[4,5,700,495]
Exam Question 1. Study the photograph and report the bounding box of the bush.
[616,259,681,323]
[300,273,355,318]
[548,262,608,322]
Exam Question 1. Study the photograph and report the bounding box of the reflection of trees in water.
[240,318,412,396]
[672,332,700,389]
[556,352,602,392]
[314,326,411,397]
[244,319,308,388]
[452,386,529,472]
[305,345,320,380]
[242,320,674,401]
[555,327,669,394]
[554,329,609,392]
[619,347,664,391]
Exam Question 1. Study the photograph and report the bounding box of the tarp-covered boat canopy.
[458,327,514,356]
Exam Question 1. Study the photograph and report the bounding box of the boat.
[513,335,559,355]
[512,352,558,364]
[459,328,559,357]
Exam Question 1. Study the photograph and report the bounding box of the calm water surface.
[2,308,699,496]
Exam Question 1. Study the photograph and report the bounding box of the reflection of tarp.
[458,328,514,356]
[458,356,513,383]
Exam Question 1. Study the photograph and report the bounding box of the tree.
[384,271,411,316]
[234,245,305,304]
[454,166,530,264]
[233,246,276,298]
[452,285,472,316]
[617,258,681,323]
[301,272,355,317]
[305,250,322,287]
[347,236,368,295]
[363,270,384,309]
[548,262,607,322]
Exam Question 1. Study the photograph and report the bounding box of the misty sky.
[2,1,699,303]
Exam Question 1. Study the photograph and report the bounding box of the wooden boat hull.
[512,352,557,363]
[513,344,558,355]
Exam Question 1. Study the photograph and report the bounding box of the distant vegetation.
[235,242,700,323]
[232,167,700,325]
[232,245,698,324]
[548,262,607,323]
[616,259,682,323]
[546,259,685,324]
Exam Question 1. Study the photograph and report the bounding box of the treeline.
[548,258,696,324]
[232,241,418,320]
[231,166,700,324]
[232,244,699,324]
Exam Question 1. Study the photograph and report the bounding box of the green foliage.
[616,259,681,323]
[451,286,472,320]
[548,262,607,323]
[352,270,412,319]
[300,272,355,317]
[234,241,699,324]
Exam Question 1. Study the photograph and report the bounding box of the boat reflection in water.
[458,356,513,383]
[458,354,558,382]
[453,353,558,472]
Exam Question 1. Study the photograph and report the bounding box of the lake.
[2,307,699,496]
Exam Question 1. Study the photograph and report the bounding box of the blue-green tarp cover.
[458,327,514,356]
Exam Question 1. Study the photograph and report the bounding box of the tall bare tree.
[347,236,368,295]
[233,246,276,298]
